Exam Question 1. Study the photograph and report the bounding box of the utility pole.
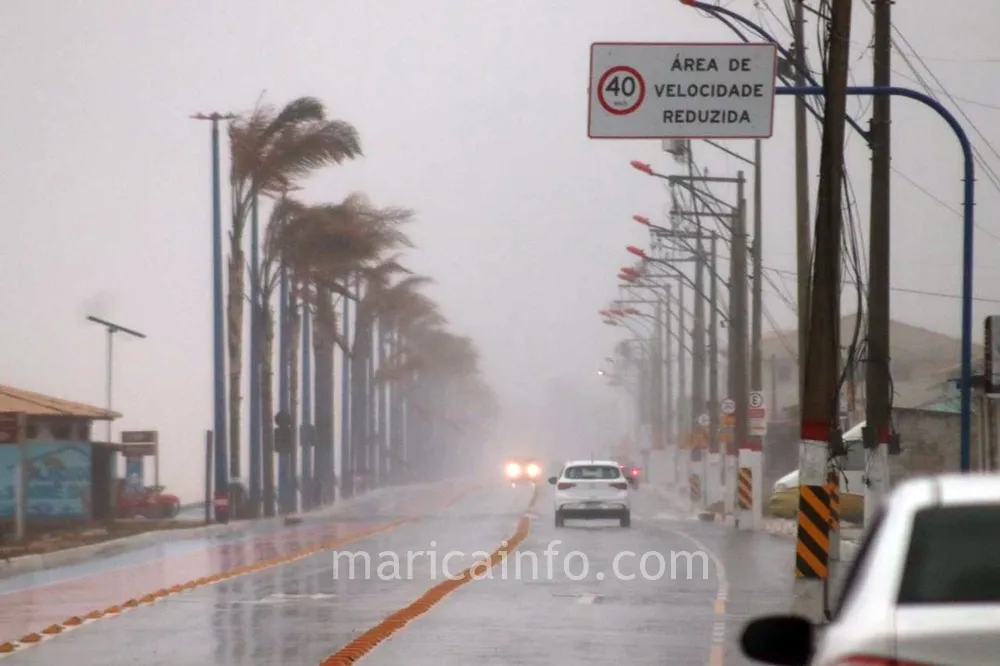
[792,0,812,410]
[751,139,764,425]
[729,172,749,515]
[686,145,708,439]
[665,285,675,447]
[709,231,720,497]
[863,0,893,528]
[793,0,854,622]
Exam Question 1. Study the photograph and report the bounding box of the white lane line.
[575,593,598,605]
[640,517,730,666]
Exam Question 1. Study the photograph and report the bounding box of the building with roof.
[758,314,981,419]
[0,384,122,525]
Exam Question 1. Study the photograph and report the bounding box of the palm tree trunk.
[313,290,335,506]
[227,245,244,483]
[260,301,276,518]
[350,322,370,493]
[376,322,388,486]
[288,290,301,512]
[340,294,353,498]
[366,324,376,485]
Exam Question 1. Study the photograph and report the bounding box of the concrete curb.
[0,479,464,579]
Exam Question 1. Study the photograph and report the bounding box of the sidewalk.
[647,481,861,560]
[0,479,471,579]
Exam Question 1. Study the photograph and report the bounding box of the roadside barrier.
[320,483,541,666]
[737,467,752,510]
[794,484,831,580]
[0,485,478,658]
[689,474,701,504]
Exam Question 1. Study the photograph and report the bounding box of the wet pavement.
[0,481,824,665]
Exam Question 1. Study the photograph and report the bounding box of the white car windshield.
[564,465,622,480]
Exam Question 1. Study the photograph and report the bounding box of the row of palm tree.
[222,96,497,518]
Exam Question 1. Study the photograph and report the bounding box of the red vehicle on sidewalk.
[114,479,181,519]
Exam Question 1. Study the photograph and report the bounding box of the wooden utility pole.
[863,0,893,527]
[792,0,854,622]
[793,0,812,410]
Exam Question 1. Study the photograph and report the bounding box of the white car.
[741,473,1000,666]
[548,460,632,527]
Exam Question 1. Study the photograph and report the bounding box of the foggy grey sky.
[2,1,998,499]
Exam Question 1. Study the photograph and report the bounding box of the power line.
[764,265,1000,303]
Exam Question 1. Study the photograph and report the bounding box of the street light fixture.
[86,316,146,444]
[626,245,648,260]
[633,215,652,226]
[629,160,654,175]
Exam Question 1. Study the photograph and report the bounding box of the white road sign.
[588,42,778,139]
[697,413,710,428]
[749,391,764,409]
[721,398,736,415]
[749,391,767,437]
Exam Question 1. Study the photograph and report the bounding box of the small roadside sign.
[749,391,767,437]
[697,413,710,428]
[588,42,778,139]
[721,398,736,415]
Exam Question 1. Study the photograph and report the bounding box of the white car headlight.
[505,462,521,477]
[526,463,540,478]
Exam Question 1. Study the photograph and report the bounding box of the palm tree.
[273,194,412,507]
[227,97,362,483]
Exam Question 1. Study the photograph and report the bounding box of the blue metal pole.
[340,293,351,496]
[302,304,313,509]
[777,85,975,470]
[249,195,262,515]
[279,267,290,512]
[210,118,229,522]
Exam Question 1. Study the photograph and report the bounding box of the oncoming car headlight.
[525,463,540,478]
[505,462,522,478]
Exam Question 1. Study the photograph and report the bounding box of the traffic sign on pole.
[697,413,710,428]
[588,42,778,139]
[749,391,767,437]
[721,398,736,415]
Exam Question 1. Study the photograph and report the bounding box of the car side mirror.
[740,615,814,665]
[547,476,558,485]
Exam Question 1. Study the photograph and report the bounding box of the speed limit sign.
[597,65,646,116]
[721,398,736,415]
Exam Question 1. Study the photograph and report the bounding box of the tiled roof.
[0,384,120,420]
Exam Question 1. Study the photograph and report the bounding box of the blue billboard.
[0,442,93,518]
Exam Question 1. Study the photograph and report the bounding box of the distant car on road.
[549,460,631,528]
[742,473,1000,666]
[504,458,542,487]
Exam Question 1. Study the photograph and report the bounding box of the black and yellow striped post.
[737,467,752,510]
[795,483,831,579]
[689,474,701,505]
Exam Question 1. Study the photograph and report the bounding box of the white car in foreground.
[742,473,1000,666]
[548,460,632,527]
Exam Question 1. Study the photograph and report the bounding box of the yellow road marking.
[320,484,542,665]
[0,485,478,659]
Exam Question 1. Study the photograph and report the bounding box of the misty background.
[1,0,997,500]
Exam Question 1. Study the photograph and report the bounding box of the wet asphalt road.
[0,481,819,665]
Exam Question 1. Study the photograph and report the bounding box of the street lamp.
[192,110,236,523]
[626,245,648,260]
[633,215,652,226]
[86,316,146,444]
[630,160,654,175]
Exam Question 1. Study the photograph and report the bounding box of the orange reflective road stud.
[795,484,831,579]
